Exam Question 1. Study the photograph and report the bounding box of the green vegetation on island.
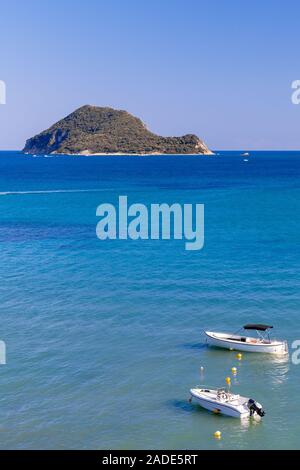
[23,105,212,155]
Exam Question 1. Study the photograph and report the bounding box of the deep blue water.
[0,150,299,449]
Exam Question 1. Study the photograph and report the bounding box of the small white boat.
[242,152,250,156]
[189,387,265,419]
[205,324,288,355]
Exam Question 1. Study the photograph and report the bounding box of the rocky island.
[23,105,212,155]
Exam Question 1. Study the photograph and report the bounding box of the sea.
[0,150,299,450]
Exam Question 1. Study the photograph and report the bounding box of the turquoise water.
[0,150,299,449]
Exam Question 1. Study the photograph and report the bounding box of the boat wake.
[0,189,106,196]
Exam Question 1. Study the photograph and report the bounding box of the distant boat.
[242,152,250,156]
[189,386,265,419]
[205,324,288,355]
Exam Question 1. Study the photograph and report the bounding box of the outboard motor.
[247,398,265,417]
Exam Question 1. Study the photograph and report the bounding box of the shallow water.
[0,150,299,449]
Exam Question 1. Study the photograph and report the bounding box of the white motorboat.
[205,324,288,355]
[189,387,265,419]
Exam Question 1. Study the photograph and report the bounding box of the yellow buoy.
[214,430,222,439]
[231,367,237,375]
[236,353,242,360]
[225,376,231,385]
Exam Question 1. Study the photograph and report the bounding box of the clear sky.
[0,0,299,150]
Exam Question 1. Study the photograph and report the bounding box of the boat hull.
[205,331,288,355]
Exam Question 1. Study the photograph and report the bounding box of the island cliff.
[23,105,212,155]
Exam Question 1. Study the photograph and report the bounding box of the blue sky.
[0,0,299,150]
